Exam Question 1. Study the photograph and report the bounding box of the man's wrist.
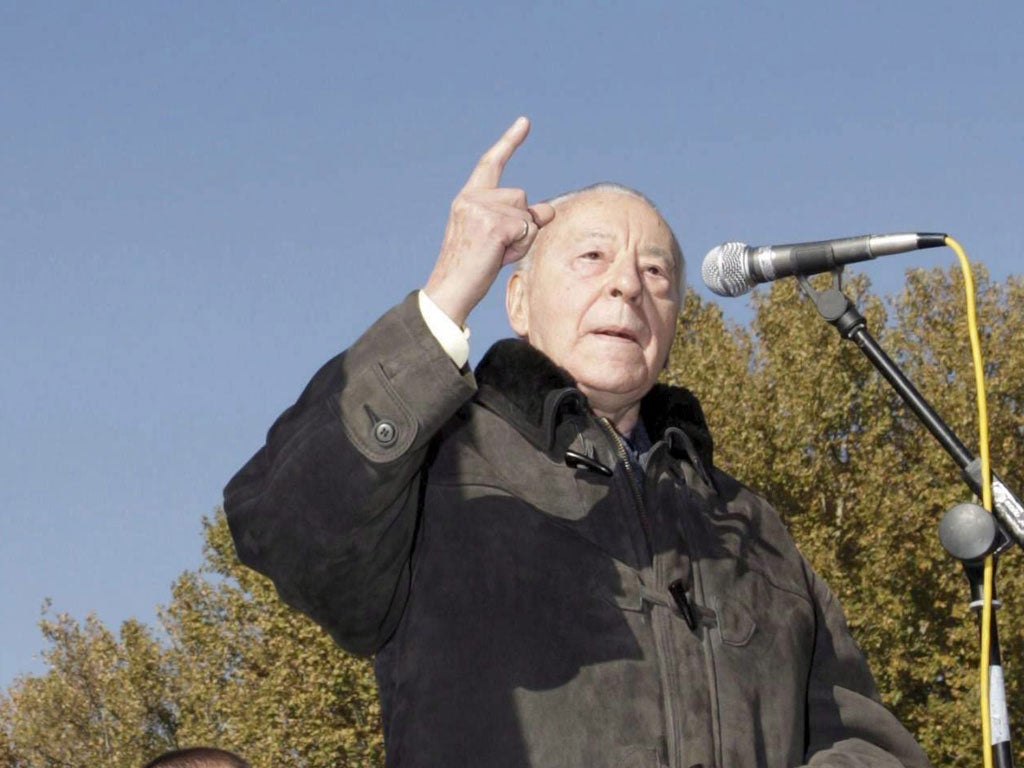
[418,290,471,368]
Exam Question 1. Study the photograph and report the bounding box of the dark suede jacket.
[225,293,930,768]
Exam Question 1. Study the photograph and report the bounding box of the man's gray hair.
[517,182,686,295]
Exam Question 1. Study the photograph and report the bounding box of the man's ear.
[505,270,529,338]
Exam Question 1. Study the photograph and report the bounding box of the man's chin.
[575,372,653,406]
[559,350,657,400]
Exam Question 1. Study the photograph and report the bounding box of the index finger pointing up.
[463,116,531,190]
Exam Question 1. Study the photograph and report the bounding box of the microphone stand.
[796,270,1017,767]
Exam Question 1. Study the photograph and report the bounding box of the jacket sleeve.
[803,568,932,768]
[223,292,477,656]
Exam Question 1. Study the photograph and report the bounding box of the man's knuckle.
[450,195,473,214]
[507,187,527,207]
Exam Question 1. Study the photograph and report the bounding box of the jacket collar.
[474,339,715,478]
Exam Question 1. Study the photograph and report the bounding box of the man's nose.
[607,257,643,301]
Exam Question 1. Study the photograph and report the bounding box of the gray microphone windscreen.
[701,242,753,297]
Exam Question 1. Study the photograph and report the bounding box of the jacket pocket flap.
[713,595,757,647]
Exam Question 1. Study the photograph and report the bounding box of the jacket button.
[373,420,398,447]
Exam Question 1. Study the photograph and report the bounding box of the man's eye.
[580,251,602,260]
[644,264,666,277]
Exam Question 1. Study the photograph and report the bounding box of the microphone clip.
[796,268,866,340]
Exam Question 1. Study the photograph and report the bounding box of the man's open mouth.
[595,328,639,343]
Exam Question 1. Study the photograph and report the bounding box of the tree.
[1,517,383,768]
[0,609,174,767]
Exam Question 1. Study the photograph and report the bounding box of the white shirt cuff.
[418,291,471,369]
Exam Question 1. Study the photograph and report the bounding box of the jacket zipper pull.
[564,449,613,477]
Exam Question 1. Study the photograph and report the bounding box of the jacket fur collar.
[473,339,714,476]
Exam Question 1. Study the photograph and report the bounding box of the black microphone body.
[702,233,947,297]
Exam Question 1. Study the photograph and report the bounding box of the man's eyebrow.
[643,246,673,260]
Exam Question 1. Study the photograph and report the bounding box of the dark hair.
[141,746,250,768]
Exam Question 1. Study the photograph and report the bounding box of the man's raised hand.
[423,116,556,327]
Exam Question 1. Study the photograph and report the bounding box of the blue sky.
[2,2,1021,686]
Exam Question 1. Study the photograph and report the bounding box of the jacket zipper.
[597,417,653,554]
[597,417,683,768]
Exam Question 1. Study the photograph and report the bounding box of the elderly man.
[225,118,929,768]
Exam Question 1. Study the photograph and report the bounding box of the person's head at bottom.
[141,746,250,768]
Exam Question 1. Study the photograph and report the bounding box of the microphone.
[701,233,947,297]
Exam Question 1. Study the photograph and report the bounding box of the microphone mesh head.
[701,242,753,297]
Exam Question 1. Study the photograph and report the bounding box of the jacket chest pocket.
[706,567,814,667]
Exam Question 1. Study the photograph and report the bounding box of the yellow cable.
[946,236,994,768]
